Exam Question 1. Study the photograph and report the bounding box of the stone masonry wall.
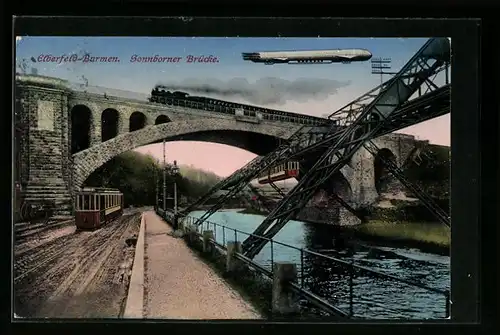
[341,133,417,207]
[17,82,70,185]
[16,75,73,214]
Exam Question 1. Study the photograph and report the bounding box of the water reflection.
[187,210,450,320]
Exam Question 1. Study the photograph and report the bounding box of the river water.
[187,209,450,320]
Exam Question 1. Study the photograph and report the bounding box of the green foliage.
[85,151,221,207]
[404,144,450,198]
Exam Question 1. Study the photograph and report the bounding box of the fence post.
[272,262,299,315]
[184,224,196,244]
[222,226,226,247]
[203,230,214,253]
[226,241,242,273]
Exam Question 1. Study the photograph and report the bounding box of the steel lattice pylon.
[180,38,450,254]
[181,85,450,223]
[242,38,451,259]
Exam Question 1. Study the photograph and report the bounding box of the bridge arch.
[72,119,297,189]
[155,115,171,125]
[331,172,352,201]
[70,105,93,154]
[101,108,120,142]
[373,148,398,195]
[129,111,147,132]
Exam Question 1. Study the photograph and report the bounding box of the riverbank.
[347,220,450,255]
[238,208,450,255]
[142,212,261,319]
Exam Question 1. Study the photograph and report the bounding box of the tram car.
[74,187,123,230]
[257,161,300,185]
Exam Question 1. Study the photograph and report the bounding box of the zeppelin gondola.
[257,161,300,184]
[74,187,123,230]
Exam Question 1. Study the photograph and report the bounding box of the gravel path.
[143,211,261,319]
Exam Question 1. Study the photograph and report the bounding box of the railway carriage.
[148,87,328,126]
[74,187,123,230]
[257,161,300,184]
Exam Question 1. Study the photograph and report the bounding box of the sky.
[15,36,450,177]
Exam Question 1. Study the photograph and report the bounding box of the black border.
[10,16,486,333]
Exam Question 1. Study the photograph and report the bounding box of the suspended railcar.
[257,161,300,184]
[74,187,124,230]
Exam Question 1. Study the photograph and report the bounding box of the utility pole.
[173,160,178,216]
[371,57,393,85]
[162,139,166,212]
[155,158,159,211]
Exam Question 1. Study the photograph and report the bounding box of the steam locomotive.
[148,85,329,125]
[149,86,270,114]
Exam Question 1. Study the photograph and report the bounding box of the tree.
[85,151,221,207]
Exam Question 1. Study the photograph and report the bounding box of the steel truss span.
[180,84,449,223]
[182,38,451,260]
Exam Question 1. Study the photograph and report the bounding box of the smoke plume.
[156,77,351,105]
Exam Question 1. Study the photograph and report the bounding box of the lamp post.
[171,160,180,229]
[155,158,159,211]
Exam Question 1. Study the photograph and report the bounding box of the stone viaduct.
[15,74,424,215]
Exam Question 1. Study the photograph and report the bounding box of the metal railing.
[159,210,450,319]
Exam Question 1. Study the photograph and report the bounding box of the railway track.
[14,213,141,318]
[14,214,135,283]
[47,214,137,300]
[14,224,100,283]
[15,219,74,242]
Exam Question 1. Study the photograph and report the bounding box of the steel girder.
[242,38,451,259]
[181,144,299,226]
[363,140,450,227]
[251,171,366,222]
[179,154,269,215]
[182,80,449,231]
[181,82,449,218]
[247,184,275,212]
[269,181,286,197]
[182,38,450,235]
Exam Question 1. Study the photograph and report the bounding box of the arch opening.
[155,115,171,125]
[101,108,120,142]
[331,172,353,201]
[71,105,92,154]
[374,148,399,195]
[72,119,296,189]
[309,172,352,208]
[129,111,147,132]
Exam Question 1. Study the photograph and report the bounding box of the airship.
[242,49,372,65]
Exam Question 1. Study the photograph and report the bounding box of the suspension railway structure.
[177,37,451,259]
